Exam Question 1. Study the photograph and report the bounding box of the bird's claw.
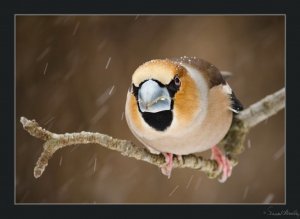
[211,146,233,183]
[161,153,173,179]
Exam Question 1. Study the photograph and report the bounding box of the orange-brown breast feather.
[173,68,200,126]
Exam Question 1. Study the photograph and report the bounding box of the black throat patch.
[131,79,179,132]
[141,110,173,131]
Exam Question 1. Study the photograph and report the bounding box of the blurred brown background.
[16,15,285,203]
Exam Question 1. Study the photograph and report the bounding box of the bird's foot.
[161,153,173,179]
[211,146,232,183]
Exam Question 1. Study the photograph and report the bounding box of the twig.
[237,88,285,128]
[20,88,285,179]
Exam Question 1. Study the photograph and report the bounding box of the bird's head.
[126,59,201,133]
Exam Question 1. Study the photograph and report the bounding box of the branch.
[20,87,285,180]
[20,117,218,178]
[237,88,285,128]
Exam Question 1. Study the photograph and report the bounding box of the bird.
[125,56,243,182]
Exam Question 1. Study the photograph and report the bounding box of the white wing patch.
[222,83,232,95]
[222,83,239,113]
[228,107,239,113]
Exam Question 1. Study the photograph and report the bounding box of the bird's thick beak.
[138,80,171,113]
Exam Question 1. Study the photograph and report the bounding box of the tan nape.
[132,59,181,86]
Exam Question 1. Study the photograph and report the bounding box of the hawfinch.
[125,57,243,182]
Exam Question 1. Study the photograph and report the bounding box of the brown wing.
[170,56,226,88]
[170,56,243,113]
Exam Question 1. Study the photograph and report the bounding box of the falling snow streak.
[273,146,284,160]
[121,112,124,120]
[263,193,275,203]
[97,40,107,51]
[36,47,51,61]
[62,17,71,24]
[242,186,249,200]
[43,116,55,126]
[186,175,194,189]
[91,105,109,124]
[108,85,115,95]
[59,156,63,166]
[97,164,113,180]
[59,178,75,194]
[247,139,252,149]
[168,185,179,197]
[70,145,80,153]
[105,57,111,69]
[72,22,80,36]
[43,62,48,75]
[93,158,97,173]
[20,190,30,202]
[43,116,55,131]
[64,52,80,81]
[96,87,115,106]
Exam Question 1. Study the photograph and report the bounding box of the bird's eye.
[174,75,181,87]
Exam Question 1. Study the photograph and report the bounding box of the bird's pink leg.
[161,153,173,179]
[211,146,232,183]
